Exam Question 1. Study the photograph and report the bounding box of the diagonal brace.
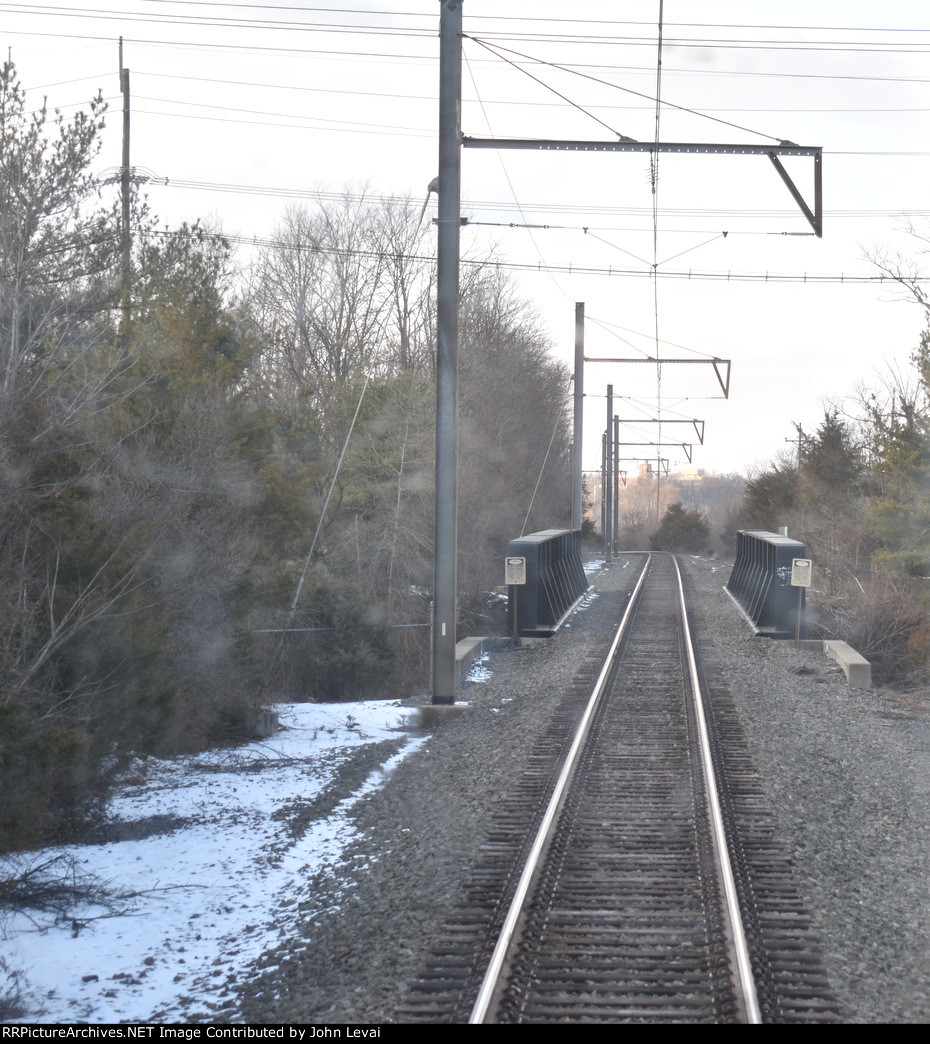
[614,418,705,444]
[713,358,731,399]
[768,151,822,238]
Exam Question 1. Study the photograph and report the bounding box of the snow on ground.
[1,580,608,1024]
[465,654,493,684]
[1,700,424,1024]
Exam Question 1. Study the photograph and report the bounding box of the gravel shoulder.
[686,554,930,1024]
[238,555,930,1025]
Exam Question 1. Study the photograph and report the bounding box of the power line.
[119,95,930,154]
[114,3,930,35]
[10,3,930,53]
[3,27,437,63]
[132,94,432,136]
[42,79,930,156]
[0,3,436,37]
[130,71,930,114]
[12,25,930,90]
[11,14,930,86]
[144,176,930,223]
[137,225,929,286]
[130,108,429,136]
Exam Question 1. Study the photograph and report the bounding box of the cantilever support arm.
[614,440,694,462]
[463,136,823,239]
[768,151,822,238]
[585,357,732,400]
[616,457,671,475]
[614,418,705,445]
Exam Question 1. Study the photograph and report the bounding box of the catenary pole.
[609,415,617,551]
[605,384,613,561]
[572,303,584,531]
[432,1,462,704]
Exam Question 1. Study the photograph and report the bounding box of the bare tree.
[250,195,387,393]
[247,192,440,394]
[371,196,435,374]
[867,220,930,312]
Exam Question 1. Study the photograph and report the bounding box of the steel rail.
[467,555,652,1024]
[469,553,763,1024]
[672,554,763,1024]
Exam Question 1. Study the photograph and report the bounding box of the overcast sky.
[5,0,930,476]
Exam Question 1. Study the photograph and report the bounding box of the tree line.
[640,334,930,683]
[0,63,572,849]
[6,55,927,852]
[737,341,930,685]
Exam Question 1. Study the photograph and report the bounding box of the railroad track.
[400,554,838,1024]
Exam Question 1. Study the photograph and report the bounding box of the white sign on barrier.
[791,558,812,587]
[505,556,526,585]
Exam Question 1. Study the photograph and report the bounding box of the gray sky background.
[6,0,930,475]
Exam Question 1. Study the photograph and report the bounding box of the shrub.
[0,703,99,850]
[262,576,396,701]
[810,568,929,686]
[650,502,711,554]
[907,623,930,682]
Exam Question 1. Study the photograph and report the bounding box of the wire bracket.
[464,137,823,238]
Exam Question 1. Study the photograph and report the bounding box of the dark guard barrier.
[507,529,590,638]
[725,530,807,639]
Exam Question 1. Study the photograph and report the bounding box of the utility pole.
[605,384,613,561]
[119,38,131,337]
[613,415,620,551]
[572,302,584,531]
[431,1,462,705]
[786,423,807,471]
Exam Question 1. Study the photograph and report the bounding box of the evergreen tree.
[741,455,797,531]
[650,503,711,553]
[802,409,863,492]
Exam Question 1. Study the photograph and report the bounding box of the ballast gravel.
[237,555,930,1025]
[686,555,930,1025]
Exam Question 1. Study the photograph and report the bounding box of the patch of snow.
[465,653,492,684]
[571,590,600,617]
[1,700,423,1023]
